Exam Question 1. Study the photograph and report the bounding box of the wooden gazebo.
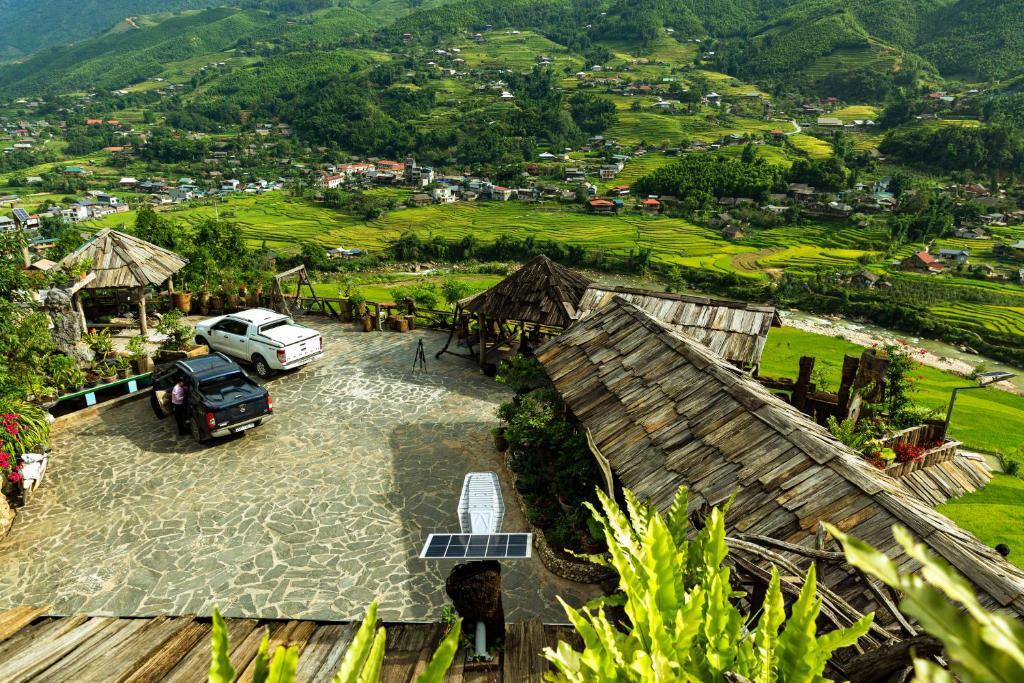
[58,229,187,335]
[437,254,593,367]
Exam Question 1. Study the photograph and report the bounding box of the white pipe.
[475,621,487,658]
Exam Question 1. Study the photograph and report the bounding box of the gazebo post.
[478,313,486,368]
[137,286,148,336]
[167,277,174,295]
[75,294,88,334]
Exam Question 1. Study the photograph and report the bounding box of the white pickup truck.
[194,308,324,378]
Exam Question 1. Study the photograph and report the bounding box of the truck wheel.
[190,418,208,444]
[252,354,272,378]
[195,335,208,348]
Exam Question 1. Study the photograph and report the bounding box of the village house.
[12,208,39,232]
[409,193,432,207]
[937,248,970,265]
[487,185,512,201]
[0,215,15,232]
[901,250,944,273]
[850,270,881,289]
[817,116,843,128]
[640,198,661,214]
[564,167,586,182]
[318,174,345,189]
[721,224,745,239]
[588,198,615,213]
[955,226,989,239]
[431,186,457,204]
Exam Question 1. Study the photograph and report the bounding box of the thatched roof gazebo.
[437,255,593,367]
[58,228,187,335]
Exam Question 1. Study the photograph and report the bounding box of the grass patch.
[939,474,1024,570]
[760,326,1024,456]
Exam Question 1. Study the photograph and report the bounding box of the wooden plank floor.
[0,609,571,682]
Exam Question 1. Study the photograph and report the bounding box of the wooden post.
[167,277,174,295]
[478,313,486,368]
[138,287,148,336]
[75,294,88,334]
[793,356,815,412]
[836,354,861,419]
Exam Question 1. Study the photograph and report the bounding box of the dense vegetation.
[633,155,785,208]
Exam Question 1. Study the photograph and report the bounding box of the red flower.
[7,471,23,484]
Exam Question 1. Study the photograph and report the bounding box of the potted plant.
[126,335,154,374]
[115,355,132,379]
[83,328,113,363]
[97,361,118,384]
[84,368,99,388]
[64,367,86,394]
[0,402,51,505]
[491,426,508,452]
[171,290,192,314]
[155,310,207,360]
[45,355,76,396]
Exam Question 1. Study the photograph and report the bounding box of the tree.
[545,485,871,681]
[741,142,757,163]
[440,278,471,310]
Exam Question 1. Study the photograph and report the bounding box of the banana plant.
[208,601,461,683]
[543,486,872,682]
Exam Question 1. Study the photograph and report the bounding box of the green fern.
[544,486,872,682]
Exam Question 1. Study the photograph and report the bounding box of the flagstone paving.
[0,323,599,621]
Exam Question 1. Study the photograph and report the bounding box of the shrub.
[545,486,872,680]
[156,310,195,351]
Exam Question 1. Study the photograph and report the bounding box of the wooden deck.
[0,607,580,682]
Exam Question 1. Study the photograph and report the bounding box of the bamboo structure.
[57,229,186,335]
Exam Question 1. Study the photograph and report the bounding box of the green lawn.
[939,474,1024,570]
[760,326,1024,457]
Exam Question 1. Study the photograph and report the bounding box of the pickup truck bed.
[151,353,273,442]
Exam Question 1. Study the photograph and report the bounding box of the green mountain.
[0,8,277,94]
[1,0,1022,99]
[0,1,222,59]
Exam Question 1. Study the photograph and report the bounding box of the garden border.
[503,451,615,585]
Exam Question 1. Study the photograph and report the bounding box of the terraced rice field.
[788,134,833,159]
[831,105,878,121]
[755,245,872,272]
[459,32,581,71]
[605,112,682,146]
[801,45,897,80]
[930,303,1024,336]
[598,153,676,191]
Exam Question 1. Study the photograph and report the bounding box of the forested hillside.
[0,0,220,59]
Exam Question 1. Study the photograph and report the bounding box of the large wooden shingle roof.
[58,228,186,289]
[536,296,1024,625]
[462,255,592,328]
[575,285,781,367]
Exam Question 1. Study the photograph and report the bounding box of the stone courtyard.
[0,322,597,622]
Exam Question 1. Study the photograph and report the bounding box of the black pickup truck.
[150,353,273,443]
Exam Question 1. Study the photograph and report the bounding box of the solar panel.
[420,533,532,560]
[13,208,29,222]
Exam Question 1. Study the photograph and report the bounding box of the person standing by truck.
[171,378,189,436]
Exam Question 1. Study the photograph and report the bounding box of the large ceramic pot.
[172,292,192,314]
